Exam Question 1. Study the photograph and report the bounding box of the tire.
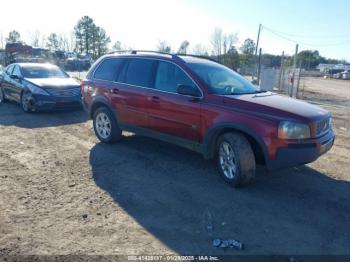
[21,91,35,113]
[216,132,256,187]
[93,107,122,143]
[0,86,7,103]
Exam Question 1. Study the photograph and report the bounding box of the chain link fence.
[257,65,350,131]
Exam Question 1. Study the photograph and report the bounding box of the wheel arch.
[90,97,115,119]
[203,123,268,165]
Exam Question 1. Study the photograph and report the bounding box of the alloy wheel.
[95,112,112,139]
[219,141,237,179]
[21,93,31,112]
[0,88,3,103]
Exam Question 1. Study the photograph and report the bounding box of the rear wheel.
[93,107,122,143]
[216,132,256,187]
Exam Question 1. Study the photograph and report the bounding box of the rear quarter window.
[124,58,156,87]
[94,58,124,81]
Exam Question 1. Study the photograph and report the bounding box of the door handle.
[151,96,160,103]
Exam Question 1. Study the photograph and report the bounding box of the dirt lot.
[0,77,349,256]
[300,77,350,107]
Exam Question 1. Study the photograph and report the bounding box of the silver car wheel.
[0,87,3,102]
[21,92,31,111]
[219,141,237,179]
[95,112,112,139]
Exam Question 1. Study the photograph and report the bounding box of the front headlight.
[329,117,333,130]
[26,83,50,96]
[278,121,311,139]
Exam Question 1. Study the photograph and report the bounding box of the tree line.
[1,18,346,69]
[2,16,111,60]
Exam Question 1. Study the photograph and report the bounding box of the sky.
[1,0,350,60]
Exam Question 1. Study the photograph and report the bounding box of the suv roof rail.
[109,50,171,56]
[108,50,220,64]
[178,54,220,64]
[109,50,187,63]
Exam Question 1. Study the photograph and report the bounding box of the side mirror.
[251,79,259,85]
[10,74,22,80]
[177,84,201,97]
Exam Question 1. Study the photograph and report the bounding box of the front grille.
[53,101,82,110]
[316,117,330,136]
[46,87,81,98]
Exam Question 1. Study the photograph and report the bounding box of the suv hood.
[223,92,329,121]
[25,78,80,89]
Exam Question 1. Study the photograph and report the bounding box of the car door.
[147,60,202,142]
[112,58,156,129]
[1,65,14,99]
[8,65,24,102]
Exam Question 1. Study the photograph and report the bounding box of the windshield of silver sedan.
[187,63,263,95]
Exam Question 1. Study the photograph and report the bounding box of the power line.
[263,27,350,39]
[262,25,350,47]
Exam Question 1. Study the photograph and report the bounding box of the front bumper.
[32,94,82,111]
[82,98,91,116]
[266,129,335,170]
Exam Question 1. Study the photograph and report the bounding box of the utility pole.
[254,24,262,80]
[278,51,285,90]
[257,48,262,85]
[291,44,299,97]
[255,24,262,58]
[293,44,299,69]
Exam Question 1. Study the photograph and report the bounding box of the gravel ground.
[0,77,349,256]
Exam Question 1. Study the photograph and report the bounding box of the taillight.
[81,82,84,94]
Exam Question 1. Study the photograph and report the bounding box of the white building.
[317,63,350,73]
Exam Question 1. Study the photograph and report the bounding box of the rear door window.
[124,58,156,87]
[94,58,124,81]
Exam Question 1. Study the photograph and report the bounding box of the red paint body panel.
[82,53,335,170]
[147,89,201,141]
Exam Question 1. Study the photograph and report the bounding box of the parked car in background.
[341,70,350,80]
[81,51,335,187]
[0,63,82,112]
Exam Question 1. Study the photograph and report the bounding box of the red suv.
[82,51,335,187]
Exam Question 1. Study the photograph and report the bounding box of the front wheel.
[21,91,36,113]
[93,107,122,143]
[0,86,7,103]
[216,132,256,187]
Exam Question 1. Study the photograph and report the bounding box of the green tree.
[222,46,240,70]
[74,16,95,54]
[178,40,190,54]
[74,16,110,59]
[297,50,327,69]
[46,33,60,50]
[93,26,110,58]
[6,30,21,43]
[261,54,282,68]
[239,38,256,71]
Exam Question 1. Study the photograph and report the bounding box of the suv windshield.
[187,62,262,95]
[22,66,68,79]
